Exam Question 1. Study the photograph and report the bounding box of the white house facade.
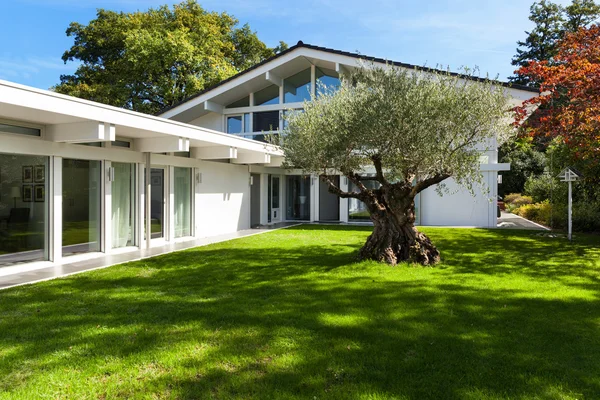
[0,41,537,271]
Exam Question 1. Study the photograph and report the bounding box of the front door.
[271,175,281,222]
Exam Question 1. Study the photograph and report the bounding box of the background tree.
[510,0,600,86]
[515,24,600,161]
[498,139,546,197]
[282,66,513,266]
[53,0,286,114]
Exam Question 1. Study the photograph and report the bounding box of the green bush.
[503,193,522,204]
[515,201,552,226]
[514,200,600,233]
[505,193,533,207]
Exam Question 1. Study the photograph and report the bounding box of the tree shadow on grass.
[0,227,599,399]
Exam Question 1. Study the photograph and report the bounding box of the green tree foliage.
[53,1,286,114]
[498,140,546,197]
[282,64,513,265]
[509,0,600,86]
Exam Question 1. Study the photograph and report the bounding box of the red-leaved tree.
[515,24,600,160]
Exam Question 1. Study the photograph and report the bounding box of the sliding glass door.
[286,175,310,220]
[174,167,192,238]
[62,159,101,256]
[112,163,135,248]
[0,153,48,266]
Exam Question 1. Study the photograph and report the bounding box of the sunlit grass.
[0,225,599,399]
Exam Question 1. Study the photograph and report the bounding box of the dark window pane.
[284,68,312,103]
[112,140,131,148]
[254,85,279,106]
[286,175,311,220]
[226,96,250,108]
[316,67,341,97]
[0,123,41,137]
[227,116,242,134]
[0,153,48,266]
[348,178,380,221]
[253,111,279,132]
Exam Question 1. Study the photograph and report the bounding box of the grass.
[0,225,599,399]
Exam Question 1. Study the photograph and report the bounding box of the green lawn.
[1,226,599,399]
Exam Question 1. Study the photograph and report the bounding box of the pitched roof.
[158,40,540,116]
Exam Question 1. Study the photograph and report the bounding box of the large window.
[253,111,279,132]
[227,114,251,134]
[284,68,312,103]
[174,167,192,238]
[62,159,101,256]
[316,67,341,97]
[348,179,380,221]
[254,85,280,106]
[286,175,311,220]
[112,163,135,248]
[226,96,249,108]
[0,153,47,266]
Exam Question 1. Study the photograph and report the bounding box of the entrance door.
[250,173,261,227]
[286,175,311,220]
[319,176,340,221]
[271,175,281,222]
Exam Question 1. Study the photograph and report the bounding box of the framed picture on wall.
[22,166,33,183]
[22,185,33,202]
[34,165,45,183]
[34,185,45,202]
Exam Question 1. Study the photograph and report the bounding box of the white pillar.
[568,181,573,241]
[145,153,151,249]
[50,156,62,263]
[314,175,321,222]
[260,173,269,225]
[103,160,112,254]
[168,165,175,241]
[310,175,317,222]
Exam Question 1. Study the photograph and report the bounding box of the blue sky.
[0,0,573,90]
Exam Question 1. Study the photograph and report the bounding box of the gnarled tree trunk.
[357,188,440,266]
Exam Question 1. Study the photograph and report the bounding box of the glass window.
[316,67,341,97]
[112,163,135,248]
[253,111,279,132]
[112,140,131,148]
[254,85,280,106]
[0,153,48,266]
[78,142,103,147]
[286,175,311,220]
[62,159,101,256]
[284,68,312,103]
[227,116,242,134]
[348,178,380,221]
[0,123,41,137]
[226,96,250,108]
[174,167,192,238]
[174,151,190,158]
[243,113,251,133]
[147,168,164,239]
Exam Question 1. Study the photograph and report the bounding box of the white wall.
[189,113,223,132]
[194,161,250,238]
[420,173,496,227]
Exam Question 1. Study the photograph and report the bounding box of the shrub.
[504,193,522,204]
[515,200,600,232]
[505,193,533,207]
[515,201,552,226]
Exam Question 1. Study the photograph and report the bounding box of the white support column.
[260,174,269,225]
[136,162,145,249]
[103,160,112,254]
[193,167,201,238]
[339,176,349,223]
[50,156,62,263]
[311,65,316,97]
[168,165,175,242]
[145,153,151,249]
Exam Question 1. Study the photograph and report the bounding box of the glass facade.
[0,153,47,266]
[149,168,164,239]
[284,68,312,103]
[253,111,279,132]
[62,159,101,256]
[348,179,380,221]
[227,115,242,134]
[0,123,41,137]
[286,175,310,220]
[316,67,341,97]
[174,167,192,238]
[112,163,135,248]
[254,85,280,106]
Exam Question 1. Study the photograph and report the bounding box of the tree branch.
[320,174,365,200]
[411,173,451,197]
[371,154,389,185]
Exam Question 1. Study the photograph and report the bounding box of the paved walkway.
[0,222,299,290]
[497,211,550,230]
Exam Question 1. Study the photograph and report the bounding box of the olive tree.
[281,65,513,266]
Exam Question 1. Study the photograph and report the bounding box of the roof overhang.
[0,79,283,163]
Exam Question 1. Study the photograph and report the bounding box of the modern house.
[0,41,537,272]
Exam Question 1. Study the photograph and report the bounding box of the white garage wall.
[195,161,250,238]
[420,172,496,227]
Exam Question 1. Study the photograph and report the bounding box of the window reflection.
[284,68,312,103]
[254,85,280,106]
[316,67,341,97]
